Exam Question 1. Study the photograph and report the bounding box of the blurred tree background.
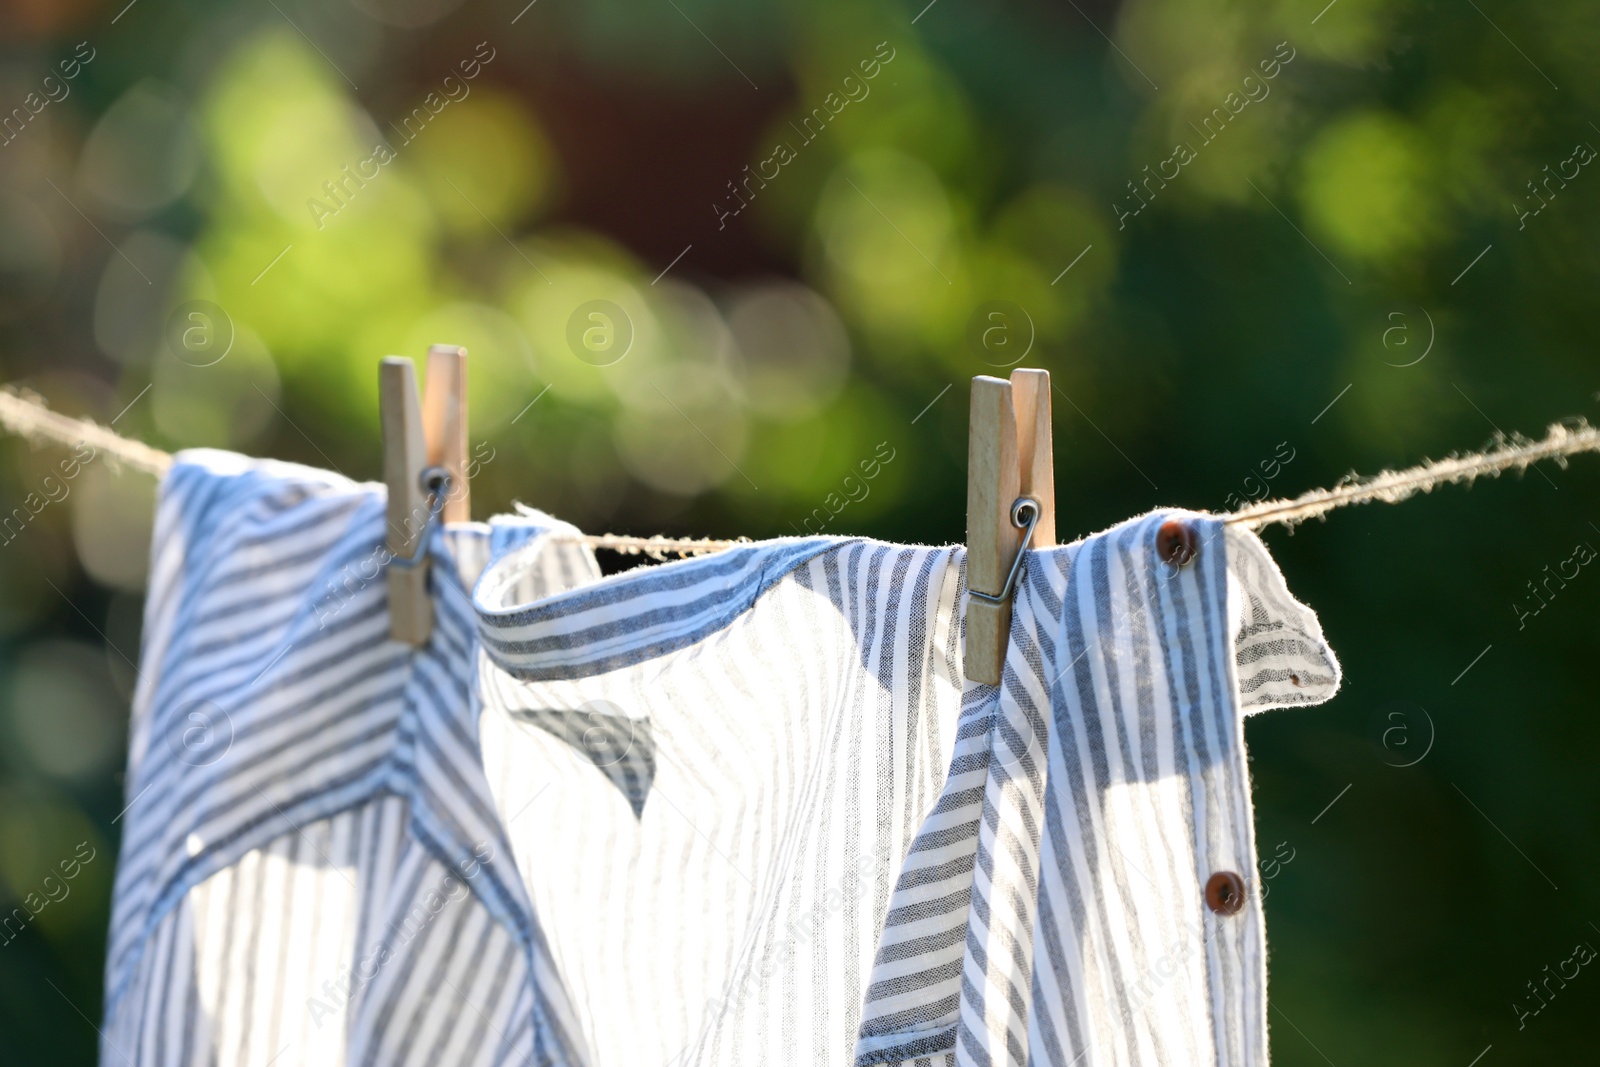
[1,0,1598,1062]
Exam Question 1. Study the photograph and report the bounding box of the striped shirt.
[109,450,1338,1067]
[105,449,602,1067]
[472,510,1339,1066]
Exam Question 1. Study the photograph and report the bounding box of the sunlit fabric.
[472,510,1340,1067]
[104,452,1338,1066]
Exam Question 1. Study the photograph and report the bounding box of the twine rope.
[1222,419,1600,530]
[5,386,1597,547]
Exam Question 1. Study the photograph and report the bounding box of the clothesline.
[1223,418,1600,528]
[3,386,1597,550]
[0,387,747,556]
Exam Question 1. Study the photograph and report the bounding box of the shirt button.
[1205,871,1247,915]
[1157,519,1197,567]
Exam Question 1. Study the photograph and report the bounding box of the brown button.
[1205,871,1247,916]
[1157,520,1197,567]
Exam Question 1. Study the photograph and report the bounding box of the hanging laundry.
[103,443,1342,1067]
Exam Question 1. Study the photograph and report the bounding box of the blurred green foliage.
[2,0,1598,1061]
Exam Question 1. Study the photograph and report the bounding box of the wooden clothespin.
[964,368,1056,684]
[380,345,470,646]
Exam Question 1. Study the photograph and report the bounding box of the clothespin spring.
[390,465,452,573]
[968,496,1041,607]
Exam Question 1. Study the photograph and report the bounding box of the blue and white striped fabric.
[471,509,1339,1067]
[857,513,1338,1067]
[104,449,602,1067]
[109,449,1337,1067]
[475,538,964,1066]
